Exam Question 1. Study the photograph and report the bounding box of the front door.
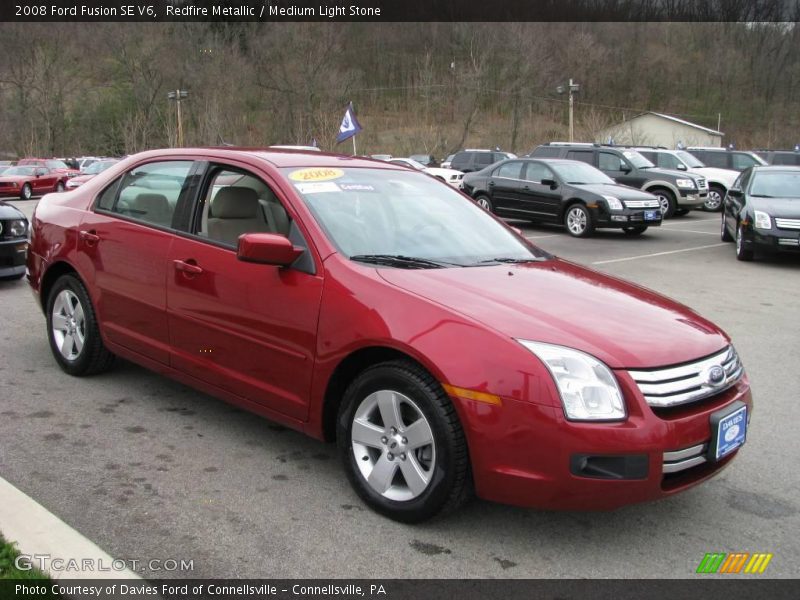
[166,164,323,419]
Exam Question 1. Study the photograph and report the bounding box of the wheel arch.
[559,197,586,219]
[642,181,679,198]
[320,345,445,442]
[40,260,80,312]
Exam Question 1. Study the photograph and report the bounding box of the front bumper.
[751,228,800,253]
[0,187,21,197]
[454,372,751,510]
[678,189,707,208]
[0,238,28,277]
[592,207,663,229]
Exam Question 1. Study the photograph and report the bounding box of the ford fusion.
[27,149,752,522]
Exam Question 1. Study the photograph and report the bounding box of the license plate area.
[708,401,747,462]
[644,210,660,221]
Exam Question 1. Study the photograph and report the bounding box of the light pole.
[167,89,189,146]
[556,79,580,142]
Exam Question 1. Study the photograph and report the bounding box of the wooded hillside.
[1,22,798,158]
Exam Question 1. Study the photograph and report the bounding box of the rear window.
[450,152,471,169]
[566,150,594,165]
[693,151,728,168]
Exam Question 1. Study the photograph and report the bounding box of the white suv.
[634,148,739,212]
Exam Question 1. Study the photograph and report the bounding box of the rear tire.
[564,204,594,238]
[475,195,493,213]
[46,274,115,376]
[336,360,472,523]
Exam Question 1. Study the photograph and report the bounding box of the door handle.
[488,181,495,186]
[523,185,530,191]
[79,230,100,244]
[173,259,203,275]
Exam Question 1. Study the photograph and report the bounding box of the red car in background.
[66,159,120,189]
[17,158,80,179]
[26,148,752,522]
[0,165,68,199]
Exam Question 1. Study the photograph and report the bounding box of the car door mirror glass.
[237,233,303,266]
[676,163,687,170]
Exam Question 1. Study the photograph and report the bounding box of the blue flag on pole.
[336,102,362,144]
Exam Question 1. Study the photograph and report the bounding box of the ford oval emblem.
[706,365,726,388]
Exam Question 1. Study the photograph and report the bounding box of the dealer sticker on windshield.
[289,167,344,182]
[294,181,341,194]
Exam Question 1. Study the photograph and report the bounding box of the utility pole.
[556,79,581,142]
[167,89,189,147]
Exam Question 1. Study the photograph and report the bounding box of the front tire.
[46,274,115,376]
[55,181,65,192]
[336,360,471,523]
[705,186,725,211]
[20,184,32,200]
[564,204,594,238]
[623,225,648,236]
[653,189,677,219]
[735,223,754,261]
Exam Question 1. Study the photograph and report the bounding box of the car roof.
[750,165,800,171]
[121,147,409,171]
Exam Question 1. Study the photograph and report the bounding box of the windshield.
[3,166,36,176]
[84,160,117,174]
[551,162,615,185]
[750,172,800,198]
[621,150,654,169]
[284,167,547,266]
[676,151,705,168]
[46,160,68,169]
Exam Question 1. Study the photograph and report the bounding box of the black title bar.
[2,0,800,22]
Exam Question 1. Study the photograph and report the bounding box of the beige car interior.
[200,173,291,247]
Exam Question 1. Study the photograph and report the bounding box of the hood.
[750,196,800,216]
[0,201,26,219]
[647,167,701,182]
[692,167,738,185]
[377,259,728,369]
[573,183,656,201]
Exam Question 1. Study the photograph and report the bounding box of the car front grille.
[775,217,800,230]
[628,346,743,408]
[623,199,660,208]
[0,182,15,188]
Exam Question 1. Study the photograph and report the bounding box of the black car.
[754,149,800,167]
[721,166,800,261]
[0,200,29,280]
[685,147,767,172]
[531,143,707,218]
[450,150,516,173]
[461,158,662,237]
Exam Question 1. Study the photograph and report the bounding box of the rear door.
[76,159,198,364]
[166,160,324,420]
[487,161,525,215]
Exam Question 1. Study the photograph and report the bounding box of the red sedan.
[0,165,68,199]
[27,148,752,522]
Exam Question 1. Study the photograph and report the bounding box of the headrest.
[135,193,169,211]
[211,187,259,218]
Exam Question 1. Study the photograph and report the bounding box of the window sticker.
[340,183,376,192]
[289,167,344,182]
[295,181,341,194]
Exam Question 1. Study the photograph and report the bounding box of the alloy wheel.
[476,196,492,211]
[350,390,436,502]
[705,189,723,211]
[566,206,587,235]
[51,289,86,361]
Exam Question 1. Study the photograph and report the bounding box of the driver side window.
[195,168,292,248]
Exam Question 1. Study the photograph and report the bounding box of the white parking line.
[661,217,719,226]
[525,234,560,240]
[0,475,141,580]
[670,229,720,235]
[592,243,727,265]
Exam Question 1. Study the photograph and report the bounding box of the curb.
[0,476,141,580]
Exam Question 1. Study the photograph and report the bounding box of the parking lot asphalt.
[1,201,798,579]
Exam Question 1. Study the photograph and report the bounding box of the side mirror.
[619,165,632,174]
[540,178,557,188]
[676,163,687,170]
[237,233,303,266]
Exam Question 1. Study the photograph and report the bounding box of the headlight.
[754,210,772,230]
[517,340,626,421]
[602,195,623,210]
[9,219,27,237]
[676,179,696,189]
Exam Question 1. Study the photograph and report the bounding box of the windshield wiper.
[476,257,544,265]
[566,181,586,184]
[750,194,774,198]
[349,254,456,269]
